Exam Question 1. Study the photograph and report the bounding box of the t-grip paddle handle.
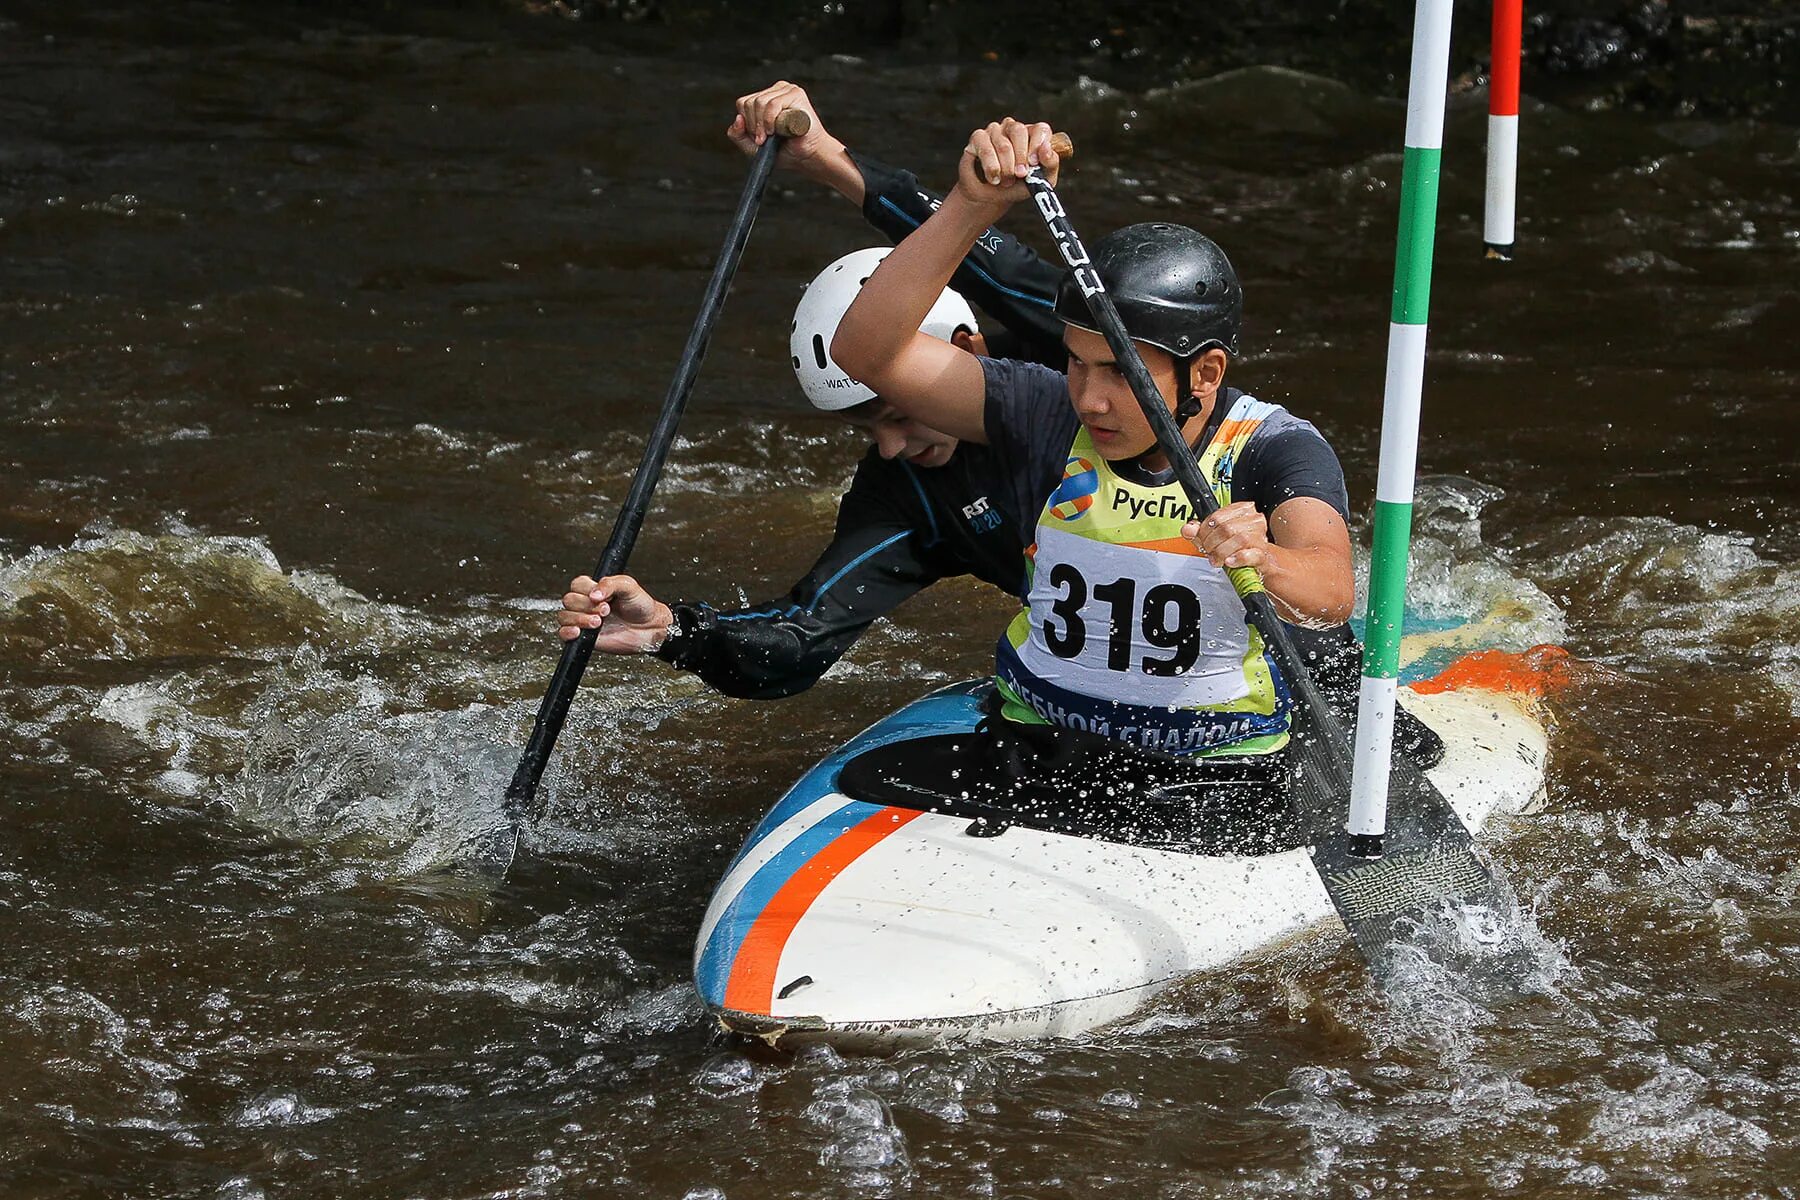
[772,109,813,139]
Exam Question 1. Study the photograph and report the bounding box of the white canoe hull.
[693,672,1549,1048]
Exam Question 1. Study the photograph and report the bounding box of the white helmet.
[790,247,980,411]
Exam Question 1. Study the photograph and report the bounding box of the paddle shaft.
[1021,170,1359,791]
[504,110,809,824]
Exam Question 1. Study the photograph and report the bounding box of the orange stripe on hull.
[1408,644,1575,698]
[722,806,923,1015]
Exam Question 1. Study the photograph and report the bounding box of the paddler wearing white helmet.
[553,243,1056,699]
[789,247,982,470]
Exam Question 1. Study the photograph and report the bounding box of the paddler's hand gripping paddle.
[473,108,812,880]
[1021,159,1519,967]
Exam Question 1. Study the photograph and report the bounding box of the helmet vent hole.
[811,334,830,370]
[858,275,871,286]
[791,355,801,369]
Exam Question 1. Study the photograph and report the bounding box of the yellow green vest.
[993,393,1293,756]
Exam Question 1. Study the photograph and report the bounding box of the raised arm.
[853,154,1066,365]
[728,80,866,204]
[731,82,1066,366]
[832,119,1061,444]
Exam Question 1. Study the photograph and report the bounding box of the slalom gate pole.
[1484,0,1522,259]
[1345,0,1454,857]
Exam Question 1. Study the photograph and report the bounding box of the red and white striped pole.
[1484,0,1522,259]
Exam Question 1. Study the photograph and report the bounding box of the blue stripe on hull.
[696,684,989,1008]
[694,798,879,1006]
[722,684,987,873]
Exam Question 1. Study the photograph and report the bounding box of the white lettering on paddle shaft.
[1111,486,1194,524]
[1034,187,1103,299]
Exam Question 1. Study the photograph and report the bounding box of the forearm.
[1258,544,1355,628]
[656,602,864,700]
[841,196,985,370]
[656,499,939,698]
[839,190,999,369]
[794,135,865,205]
[832,191,999,438]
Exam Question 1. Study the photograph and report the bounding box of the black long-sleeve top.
[653,154,1062,698]
[852,152,1068,370]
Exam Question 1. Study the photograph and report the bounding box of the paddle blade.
[1312,831,1513,955]
[455,821,521,884]
[1285,703,1516,964]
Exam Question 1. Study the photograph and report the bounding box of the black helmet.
[1054,222,1242,358]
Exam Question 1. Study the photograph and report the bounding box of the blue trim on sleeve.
[875,197,1056,310]
[718,529,914,624]
[803,531,911,615]
[899,462,940,547]
[717,606,791,622]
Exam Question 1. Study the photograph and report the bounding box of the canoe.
[692,632,1564,1048]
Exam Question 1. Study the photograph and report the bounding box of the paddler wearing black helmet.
[1053,221,1243,425]
[835,117,1356,758]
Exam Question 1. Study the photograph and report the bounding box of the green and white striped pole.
[1346,0,1454,858]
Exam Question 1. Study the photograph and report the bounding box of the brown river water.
[3,4,1798,1197]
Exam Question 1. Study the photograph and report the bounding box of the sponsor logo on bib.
[1048,456,1099,522]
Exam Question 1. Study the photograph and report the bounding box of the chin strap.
[1173,354,1204,425]
[1126,354,1217,475]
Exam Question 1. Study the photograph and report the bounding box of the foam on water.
[224,652,518,873]
[1582,1059,1773,1159]
[0,525,397,662]
[233,1090,339,1128]
[0,528,710,879]
[1357,476,1567,652]
[2,983,194,1133]
[1165,773,1800,1193]
[1363,895,1578,1058]
[808,1078,914,1191]
[1525,513,1800,674]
